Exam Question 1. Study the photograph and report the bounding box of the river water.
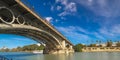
[0,52,120,60]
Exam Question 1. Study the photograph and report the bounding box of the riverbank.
[82,47,120,52]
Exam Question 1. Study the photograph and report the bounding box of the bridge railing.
[19,0,72,44]
[21,0,45,21]
[20,0,65,35]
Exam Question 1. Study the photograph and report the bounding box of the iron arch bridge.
[0,0,74,54]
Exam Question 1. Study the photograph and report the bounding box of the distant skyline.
[1,0,120,48]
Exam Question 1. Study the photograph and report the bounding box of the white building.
[112,42,117,47]
[36,43,41,46]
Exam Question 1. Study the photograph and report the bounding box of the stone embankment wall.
[82,47,120,52]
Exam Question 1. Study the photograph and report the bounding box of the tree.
[0,48,10,52]
[4,48,10,52]
[38,45,44,50]
[16,46,22,51]
[116,41,120,47]
[106,40,112,47]
[19,44,45,51]
[96,40,99,46]
[73,44,84,52]
[11,48,18,52]
[10,44,45,52]
[89,44,96,47]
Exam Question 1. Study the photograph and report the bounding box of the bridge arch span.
[0,24,63,49]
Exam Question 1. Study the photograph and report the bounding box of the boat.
[32,50,43,54]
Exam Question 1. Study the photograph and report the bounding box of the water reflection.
[44,53,74,60]
[1,52,120,60]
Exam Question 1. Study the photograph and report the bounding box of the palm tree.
[99,40,102,47]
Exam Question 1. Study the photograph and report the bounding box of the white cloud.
[98,24,120,39]
[45,17,53,22]
[55,19,59,22]
[111,24,120,34]
[45,17,60,23]
[66,2,77,12]
[99,27,114,37]
[56,25,120,43]
[75,0,120,18]
[57,26,86,34]
[56,0,68,5]
[93,32,105,40]
[50,6,54,11]
[56,6,62,10]
[58,11,68,16]
[55,25,116,43]
[88,0,93,2]
[58,2,77,16]
[56,26,91,43]
[56,26,103,43]
[50,0,77,17]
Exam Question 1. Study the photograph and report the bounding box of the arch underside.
[0,24,62,49]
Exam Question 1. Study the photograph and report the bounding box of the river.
[0,52,120,60]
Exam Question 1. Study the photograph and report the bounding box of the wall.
[82,47,120,52]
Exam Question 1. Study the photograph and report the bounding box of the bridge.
[0,0,74,54]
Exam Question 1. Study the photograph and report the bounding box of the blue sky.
[0,34,38,49]
[1,0,120,48]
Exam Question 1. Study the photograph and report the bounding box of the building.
[82,47,120,52]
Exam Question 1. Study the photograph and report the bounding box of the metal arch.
[13,32,45,44]
[16,33,55,48]
[0,30,55,48]
[0,24,63,48]
[0,7,15,24]
[27,25,63,48]
[16,15,25,25]
[19,28,59,47]
[29,27,63,48]
[21,31,56,48]
[0,26,59,48]
[32,30,60,46]
[41,30,63,48]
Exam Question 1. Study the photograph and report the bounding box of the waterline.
[0,52,120,60]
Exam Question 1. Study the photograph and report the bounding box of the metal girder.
[0,28,56,48]
[0,24,63,48]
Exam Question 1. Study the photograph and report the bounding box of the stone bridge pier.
[43,40,74,54]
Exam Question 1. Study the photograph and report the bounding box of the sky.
[1,0,120,48]
[0,34,38,49]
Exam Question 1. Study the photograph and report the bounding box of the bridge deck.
[15,0,73,45]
